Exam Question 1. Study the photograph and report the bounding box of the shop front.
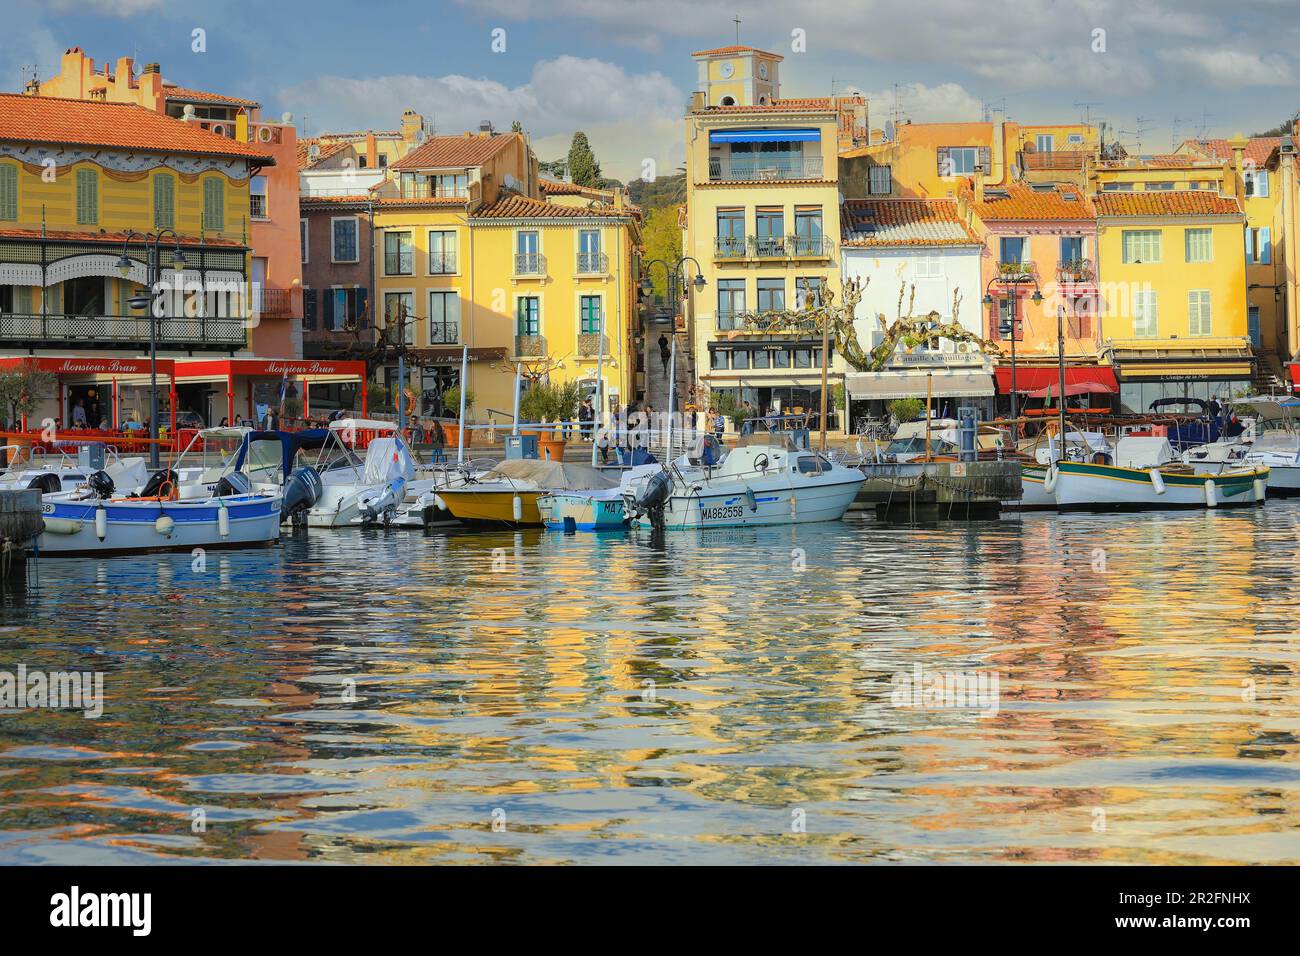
[992,365,1119,418]
[173,358,368,427]
[845,353,997,423]
[0,355,178,432]
[1108,343,1255,414]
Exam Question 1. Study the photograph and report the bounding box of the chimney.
[366,132,378,170]
[400,109,424,144]
[973,163,986,204]
[479,120,495,136]
[1227,132,1248,196]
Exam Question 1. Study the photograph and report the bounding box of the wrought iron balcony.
[428,319,459,345]
[714,235,833,261]
[254,287,294,318]
[708,153,824,181]
[514,253,546,276]
[577,332,608,356]
[429,252,457,275]
[1056,259,1095,284]
[751,236,787,259]
[714,237,747,260]
[789,234,832,258]
[716,310,740,331]
[514,333,546,356]
[0,313,246,347]
[576,251,608,274]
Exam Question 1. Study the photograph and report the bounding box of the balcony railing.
[514,333,546,356]
[398,182,469,200]
[576,251,608,274]
[1056,259,1095,284]
[514,253,546,276]
[1023,149,1091,171]
[255,287,294,318]
[996,261,1037,281]
[790,234,832,258]
[709,153,824,181]
[250,194,268,219]
[714,235,834,261]
[0,313,246,347]
[716,310,740,331]
[428,319,459,345]
[752,236,787,258]
[715,237,747,259]
[577,332,608,356]
[429,252,457,275]
[384,253,413,276]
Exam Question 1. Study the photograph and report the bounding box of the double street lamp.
[983,271,1043,442]
[118,229,186,469]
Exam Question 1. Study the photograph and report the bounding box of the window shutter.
[1260,228,1272,264]
[154,175,174,229]
[936,147,949,175]
[357,288,369,328]
[1257,171,1270,198]
[978,146,991,172]
[76,169,98,224]
[322,290,335,330]
[302,288,316,330]
[203,179,224,231]
[0,164,16,220]
[1245,228,1254,261]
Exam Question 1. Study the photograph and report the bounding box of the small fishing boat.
[1050,457,1268,511]
[538,489,627,531]
[36,469,282,555]
[436,459,618,527]
[622,436,864,530]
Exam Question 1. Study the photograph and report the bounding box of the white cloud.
[1156,47,1295,87]
[852,82,983,125]
[47,0,165,14]
[278,56,684,181]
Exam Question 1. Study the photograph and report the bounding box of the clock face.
[720,61,735,79]
[758,62,769,79]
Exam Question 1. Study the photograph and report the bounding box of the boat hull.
[1016,463,1056,510]
[1054,462,1267,511]
[35,495,282,555]
[630,476,863,529]
[437,489,544,526]
[539,493,626,531]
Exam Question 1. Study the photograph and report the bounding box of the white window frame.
[331,216,360,264]
[383,289,416,345]
[1134,289,1159,337]
[1188,289,1212,336]
[428,289,461,344]
[428,229,458,276]
[913,254,943,279]
[868,165,892,195]
[1122,230,1162,264]
[1184,228,1212,264]
[948,147,977,175]
[1035,134,1053,153]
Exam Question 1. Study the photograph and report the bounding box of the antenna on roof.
[1073,101,1102,126]
[20,62,40,94]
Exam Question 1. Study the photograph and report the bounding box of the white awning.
[845,370,995,401]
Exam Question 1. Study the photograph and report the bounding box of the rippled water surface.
[3,505,1300,864]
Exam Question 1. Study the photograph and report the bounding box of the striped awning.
[1119,362,1254,379]
[846,369,995,400]
[709,128,820,143]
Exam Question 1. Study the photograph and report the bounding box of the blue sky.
[7,1,1299,180]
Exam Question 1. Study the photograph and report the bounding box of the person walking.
[427,416,446,464]
[658,333,671,371]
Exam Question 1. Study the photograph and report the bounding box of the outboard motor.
[215,472,252,497]
[26,473,62,494]
[281,466,323,525]
[140,469,179,498]
[87,470,115,499]
[359,478,406,526]
[631,469,673,532]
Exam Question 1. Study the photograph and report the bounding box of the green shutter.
[203,179,224,231]
[76,169,98,225]
[154,174,175,229]
[0,164,17,220]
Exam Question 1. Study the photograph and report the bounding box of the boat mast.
[1056,303,1067,463]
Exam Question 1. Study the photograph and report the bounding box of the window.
[794,276,825,308]
[151,174,175,229]
[913,256,942,279]
[515,230,541,273]
[434,172,468,198]
[756,278,785,312]
[1060,236,1084,263]
[772,348,791,368]
[999,237,1027,265]
[717,279,745,330]
[751,348,770,369]
[1134,289,1158,337]
[794,348,812,368]
[202,178,224,231]
[76,168,98,225]
[732,349,750,369]
[323,287,368,332]
[1036,134,1053,153]
[793,206,823,255]
[1188,290,1212,336]
[579,295,602,334]
[384,231,412,275]
[0,163,16,220]
[1245,169,1269,198]
[300,219,309,263]
[716,208,745,257]
[1067,133,1084,145]
[428,291,460,344]
[332,218,359,263]
[755,207,785,256]
[944,146,978,175]
[1146,181,1174,191]
[1247,227,1272,264]
[1101,181,1134,191]
[868,164,892,195]
[383,292,415,344]
[250,175,268,219]
[1185,228,1212,263]
[516,296,540,335]
[577,230,602,272]
[1122,230,1162,264]
[428,230,456,273]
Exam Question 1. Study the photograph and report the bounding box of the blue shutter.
[1259,228,1272,264]
[357,288,369,328]
[1245,228,1254,261]
[302,288,317,330]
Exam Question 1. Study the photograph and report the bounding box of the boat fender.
[1204,479,1217,508]
[512,494,523,523]
[1254,478,1266,502]
[1043,466,1058,494]
[744,487,757,512]
[155,514,175,536]
[95,506,107,541]
[790,494,797,520]
[1149,469,1166,495]
[218,500,231,538]
[42,516,84,535]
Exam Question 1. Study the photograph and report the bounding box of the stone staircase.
[1252,351,1288,395]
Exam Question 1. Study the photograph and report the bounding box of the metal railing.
[714,235,833,260]
[514,252,546,276]
[384,252,413,275]
[1056,259,1095,283]
[714,237,747,259]
[249,194,267,219]
[0,313,246,346]
[576,251,608,274]
[708,153,824,181]
[752,236,787,258]
[514,333,546,356]
[577,332,607,356]
[429,251,457,274]
[789,234,832,257]
[255,287,294,318]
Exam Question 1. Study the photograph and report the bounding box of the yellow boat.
[435,459,617,527]
[436,488,545,526]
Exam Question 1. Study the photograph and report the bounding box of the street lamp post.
[983,271,1044,443]
[119,229,186,469]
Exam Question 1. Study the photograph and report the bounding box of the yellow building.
[684,44,863,425]
[0,92,270,425]
[370,130,640,421]
[1093,189,1251,411]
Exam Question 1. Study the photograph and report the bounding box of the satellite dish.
[884,120,896,142]
[308,143,321,160]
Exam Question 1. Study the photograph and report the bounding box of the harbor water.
[3,504,1300,864]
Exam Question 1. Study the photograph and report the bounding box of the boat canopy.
[232,429,330,479]
[485,459,617,490]
[362,436,416,484]
[330,418,398,433]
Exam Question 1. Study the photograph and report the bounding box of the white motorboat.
[622,437,864,529]
[1233,397,1300,497]
[1,443,149,496]
[305,420,415,528]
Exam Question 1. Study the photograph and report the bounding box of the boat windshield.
[245,438,288,481]
[885,437,957,456]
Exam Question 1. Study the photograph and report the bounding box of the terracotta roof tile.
[390,132,520,171]
[971,182,1095,221]
[841,199,981,246]
[472,194,631,220]
[539,177,613,198]
[1182,137,1280,167]
[691,45,782,60]
[297,136,351,169]
[1094,191,1242,217]
[0,226,243,247]
[162,85,261,109]
[0,93,272,163]
[699,97,836,114]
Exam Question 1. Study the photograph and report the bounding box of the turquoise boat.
[538,490,627,531]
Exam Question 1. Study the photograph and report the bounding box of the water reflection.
[2,505,1299,863]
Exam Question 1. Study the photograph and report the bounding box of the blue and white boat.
[538,489,627,531]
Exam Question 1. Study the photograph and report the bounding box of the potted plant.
[366,383,390,414]
[441,385,476,448]
[520,380,580,460]
[282,397,303,423]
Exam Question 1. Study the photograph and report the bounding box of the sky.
[6,0,1298,181]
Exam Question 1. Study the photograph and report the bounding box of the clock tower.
[692,45,782,108]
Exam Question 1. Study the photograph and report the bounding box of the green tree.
[566,132,603,187]
[0,361,56,428]
[640,206,682,298]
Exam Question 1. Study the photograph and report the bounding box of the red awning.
[994,366,1118,395]
[1290,363,1300,387]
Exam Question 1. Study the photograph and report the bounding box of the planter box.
[441,423,472,448]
